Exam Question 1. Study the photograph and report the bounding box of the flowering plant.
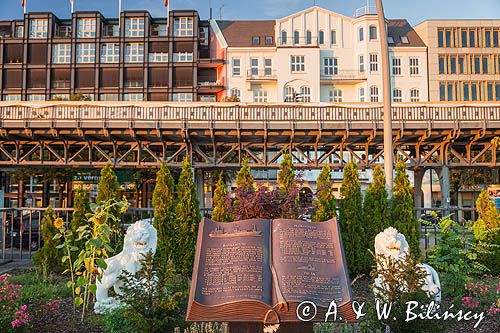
[0,274,31,331]
[462,279,500,316]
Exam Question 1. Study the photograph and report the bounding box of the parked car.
[4,211,72,251]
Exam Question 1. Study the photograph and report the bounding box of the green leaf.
[75,287,81,295]
[55,244,65,249]
[53,233,62,240]
[89,238,103,248]
[96,258,107,270]
[74,297,83,307]
[67,281,74,289]
[77,276,86,287]
[89,284,97,295]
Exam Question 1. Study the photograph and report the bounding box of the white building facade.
[214,6,429,103]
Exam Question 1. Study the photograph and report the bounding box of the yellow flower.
[91,216,102,225]
[53,217,64,229]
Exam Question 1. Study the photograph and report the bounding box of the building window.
[29,19,48,38]
[125,17,145,37]
[323,57,338,76]
[306,31,312,45]
[300,86,311,102]
[125,68,144,87]
[359,87,365,102]
[387,36,394,44]
[52,44,71,63]
[393,88,402,102]
[410,89,420,102]
[291,55,305,72]
[174,17,193,36]
[359,55,365,72]
[250,58,259,76]
[265,36,273,45]
[392,58,401,75]
[409,58,420,75]
[359,27,364,42]
[284,86,295,102]
[3,95,22,101]
[77,18,96,38]
[230,88,240,98]
[281,30,287,45]
[28,95,46,101]
[232,58,241,76]
[264,58,272,76]
[370,53,378,72]
[149,52,168,62]
[101,43,120,63]
[370,86,379,102]
[329,88,342,102]
[124,93,144,101]
[319,30,325,44]
[252,36,260,45]
[15,26,24,38]
[401,36,409,44]
[253,90,268,102]
[125,43,144,63]
[172,93,193,102]
[76,43,95,63]
[100,94,119,101]
[173,52,193,62]
[331,30,337,45]
[294,30,300,44]
[51,94,70,100]
[369,25,377,40]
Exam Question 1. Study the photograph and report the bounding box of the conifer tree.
[391,159,421,258]
[70,187,91,234]
[152,161,176,261]
[277,150,296,196]
[235,157,255,193]
[212,174,233,222]
[33,206,62,278]
[339,161,368,276]
[473,190,500,275]
[96,163,120,203]
[363,166,390,243]
[175,157,201,277]
[312,164,337,222]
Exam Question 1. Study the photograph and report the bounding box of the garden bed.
[2,268,498,333]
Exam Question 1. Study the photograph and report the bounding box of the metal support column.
[439,166,451,216]
[195,169,205,211]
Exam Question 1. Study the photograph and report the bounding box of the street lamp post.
[375,0,394,193]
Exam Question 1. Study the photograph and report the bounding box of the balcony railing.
[198,80,224,87]
[247,69,277,80]
[321,70,367,81]
[278,37,320,46]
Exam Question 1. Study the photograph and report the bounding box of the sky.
[0,0,499,25]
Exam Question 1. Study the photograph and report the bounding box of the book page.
[271,219,352,308]
[190,218,273,307]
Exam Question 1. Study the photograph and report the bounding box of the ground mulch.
[27,297,103,333]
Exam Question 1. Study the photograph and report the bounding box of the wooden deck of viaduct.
[0,102,499,171]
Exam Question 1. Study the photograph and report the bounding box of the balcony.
[197,79,224,93]
[320,70,367,84]
[247,69,277,81]
[198,58,225,68]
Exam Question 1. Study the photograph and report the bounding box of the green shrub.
[473,190,500,275]
[312,164,337,222]
[32,207,62,279]
[211,174,233,222]
[101,308,145,333]
[117,252,189,333]
[71,187,91,234]
[426,213,489,297]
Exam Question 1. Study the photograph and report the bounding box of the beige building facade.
[415,20,500,102]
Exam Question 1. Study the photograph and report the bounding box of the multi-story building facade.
[0,10,225,102]
[216,6,429,103]
[415,20,500,102]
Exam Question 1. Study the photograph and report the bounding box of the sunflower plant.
[54,198,129,321]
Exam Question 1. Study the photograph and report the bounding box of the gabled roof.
[277,6,353,22]
[217,20,276,47]
[387,19,426,47]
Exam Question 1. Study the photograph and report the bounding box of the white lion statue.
[374,227,441,302]
[94,219,157,314]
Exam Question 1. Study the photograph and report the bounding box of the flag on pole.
[164,0,169,6]
[22,0,26,14]
[165,0,170,29]
[70,0,74,14]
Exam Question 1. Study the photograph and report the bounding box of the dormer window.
[401,36,409,44]
[265,36,273,45]
[387,36,394,44]
[252,36,260,45]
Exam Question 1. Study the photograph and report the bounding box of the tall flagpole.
[23,0,27,14]
[166,1,170,31]
[118,0,122,29]
[70,0,74,14]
